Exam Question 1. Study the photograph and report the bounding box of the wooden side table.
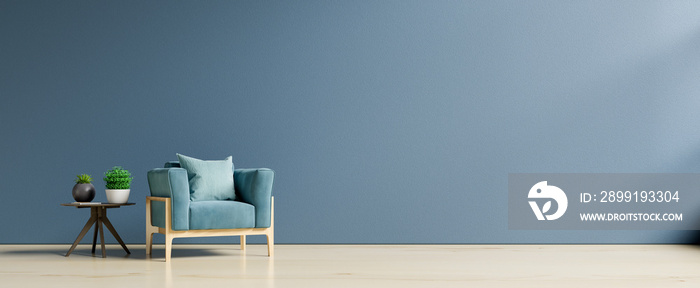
[61,202,135,258]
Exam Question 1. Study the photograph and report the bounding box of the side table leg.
[102,214,131,254]
[98,208,106,258]
[92,208,99,254]
[65,212,97,257]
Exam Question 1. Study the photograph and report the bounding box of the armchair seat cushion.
[189,200,256,230]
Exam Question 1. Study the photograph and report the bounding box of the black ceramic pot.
[72,183,96,202]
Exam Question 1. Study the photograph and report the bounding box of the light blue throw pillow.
[176,153,235,201]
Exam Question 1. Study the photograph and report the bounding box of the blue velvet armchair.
[146,161,274,261]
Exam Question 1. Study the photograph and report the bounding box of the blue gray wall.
[2,1,700,244]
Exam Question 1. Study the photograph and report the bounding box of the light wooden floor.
[1,244,699,287]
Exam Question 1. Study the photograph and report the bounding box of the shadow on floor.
[0,245,262,261]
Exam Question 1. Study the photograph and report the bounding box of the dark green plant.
[103,166,133,189]
[75,174,93,184]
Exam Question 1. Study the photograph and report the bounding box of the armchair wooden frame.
[145,196,274,261]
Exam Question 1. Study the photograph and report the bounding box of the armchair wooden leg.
[266,233,274,257]
[163,197,173,262]
[146,232,153,255]
[240,235,246,251]
[145,226,158,256]
[267,196,274,257]
[146,197,152,255]
[165,235,173,262]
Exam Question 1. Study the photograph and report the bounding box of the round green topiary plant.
[103,166,133,190]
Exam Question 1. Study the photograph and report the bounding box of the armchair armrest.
[234,168,274,228]
[147,168,190,231]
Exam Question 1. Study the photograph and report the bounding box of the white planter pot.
[106,189,130,204]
